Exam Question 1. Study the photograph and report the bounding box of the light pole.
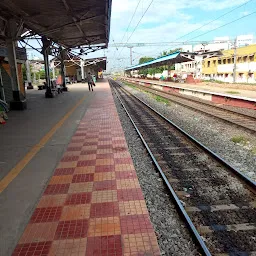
[233,38,237,83]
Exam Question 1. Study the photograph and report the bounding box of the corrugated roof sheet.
[0,0,112,48]
[125,51,195,71]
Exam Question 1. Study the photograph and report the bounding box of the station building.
[202,44,256,83]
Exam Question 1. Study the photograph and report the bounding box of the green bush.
[231,136,248,144]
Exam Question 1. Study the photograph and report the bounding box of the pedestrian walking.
[87,72,94,91]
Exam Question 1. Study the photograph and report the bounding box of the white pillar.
[33,72,36,84]
[80,60,85,82]
[26,60,33,89]
[6,40,20,91]
[6,19,27,109]
[50,61,56,79]
[52,66,55,79]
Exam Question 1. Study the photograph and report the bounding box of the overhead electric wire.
[119,0,143,46]
[137,9,256,67]
[110,35,118,51]
[146,0,255,58]
[124,0,154,45]
[186,10,256,42]
[117,38,232,61]
[109,35,120,71]
[111,0,142,62]
[174,0,254,42]
[116,0,255,70]
[117,0,155,60]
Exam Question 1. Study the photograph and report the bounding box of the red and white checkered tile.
[12,82,160,256]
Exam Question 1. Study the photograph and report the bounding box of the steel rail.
[121,79,256,133]
[123,79,256,120]
[110,78,256,256]
[112,79,256,189]
[110,79,212,255]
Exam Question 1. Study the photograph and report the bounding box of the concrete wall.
[0,62,25,103]
[217,62,256,73]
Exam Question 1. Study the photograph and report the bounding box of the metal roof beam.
[27,5,103,20]
[61,0,89,44]
[58,33,106,42]
[0,1,43,28]
[0,19,7,39]
[0,0,111,48]
[0,1,29,18]
[41,14,103,36]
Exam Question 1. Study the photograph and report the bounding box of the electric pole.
[202,43,208,52]
[233,38,237,83]
[128,46,133,65]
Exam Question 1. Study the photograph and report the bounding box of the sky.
[104,0,256,72]
[26,0,256,72]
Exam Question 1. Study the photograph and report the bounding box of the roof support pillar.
[60,48,68,91]
[80,60,85,82]
[50,61,56,80]
[6,19,27,110]
[42,36,54,98]
[26,60,33,89]
[52,64,56,80]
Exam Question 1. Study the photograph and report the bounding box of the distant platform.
[123,78,256,110]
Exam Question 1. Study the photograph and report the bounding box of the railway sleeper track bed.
[121,79,256,133]
[109,79,256,256]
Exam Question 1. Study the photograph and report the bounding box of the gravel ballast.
[120,82,256,181]
[111,87,200,255]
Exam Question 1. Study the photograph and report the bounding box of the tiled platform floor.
[12,81,160,256]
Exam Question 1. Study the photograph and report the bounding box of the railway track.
[109,79,256,256]
[121,79,256,133]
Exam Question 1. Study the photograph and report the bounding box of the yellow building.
[202,44,256,83]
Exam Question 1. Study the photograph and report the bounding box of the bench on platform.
[38,84,46,90]
[38,81,63,95]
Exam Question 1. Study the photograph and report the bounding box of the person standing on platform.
[87,72,94,91]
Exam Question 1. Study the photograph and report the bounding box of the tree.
[139,68,149,76]
[159,50,168,57]
[158,48,182,58]
[139,57,154,64]
[137,49,182,77]
[138,56,165,76]
[38,70,45,79]
[138,57,154,76]
[22,63,33,81]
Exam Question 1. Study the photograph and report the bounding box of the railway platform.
[10,80,160,256]
[123,77,256,110]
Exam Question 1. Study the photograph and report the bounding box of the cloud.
[147,0,248,11]
[240,11,250,16]
[90,0,253,71]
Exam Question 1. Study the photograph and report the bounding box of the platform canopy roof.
[0,0,112,49]
[125,51,196,71]
[51,51,83,63]
[51,54,107,70]
[84,56,106,69]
